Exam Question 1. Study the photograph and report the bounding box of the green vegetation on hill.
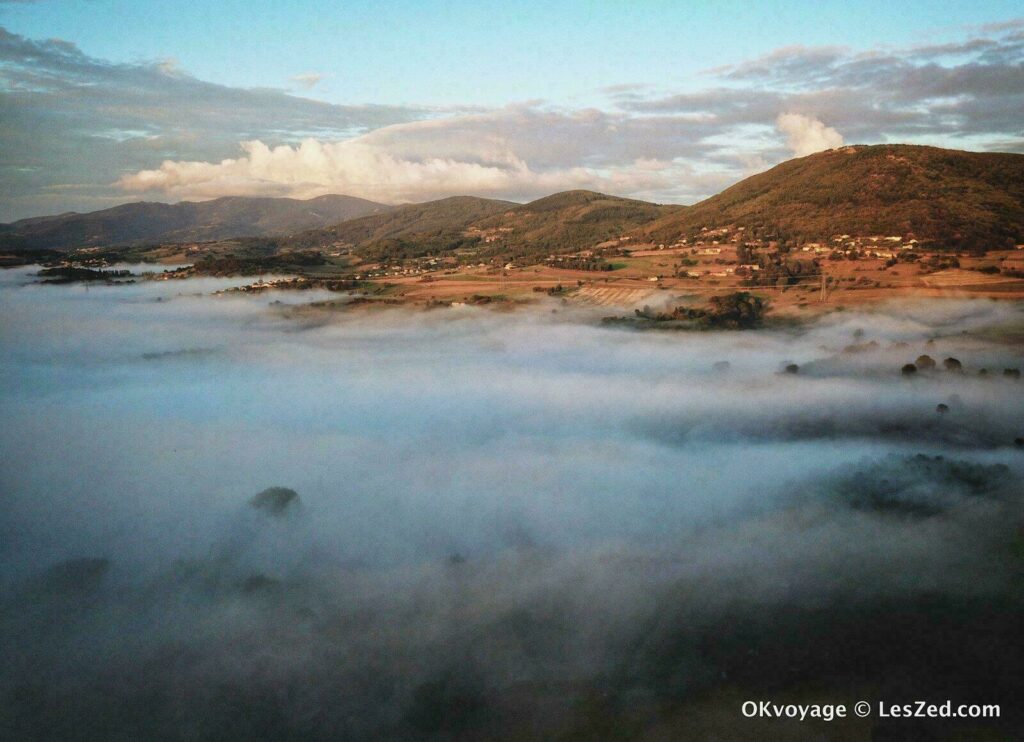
[641,145,1024,250]
[272,196,516,261]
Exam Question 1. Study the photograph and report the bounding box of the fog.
[1,265,1023,739]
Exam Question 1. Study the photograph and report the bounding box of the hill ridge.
[0,194,390,250]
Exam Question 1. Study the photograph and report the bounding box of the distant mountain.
[275,190,675,262]
[0,195,389,251]
[640,145,1024,249]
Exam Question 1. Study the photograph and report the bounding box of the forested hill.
[267,190,676,263]
[639,145,1024,250]
[271,196,518,261]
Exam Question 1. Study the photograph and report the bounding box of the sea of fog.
[1,264,1023,739]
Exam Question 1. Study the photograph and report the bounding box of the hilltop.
[640,145,1024,250]
[0,194,388,251]
[470,190,677,260]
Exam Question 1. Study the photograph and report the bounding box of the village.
[43,221,1024,314]
[320,224,1024,312]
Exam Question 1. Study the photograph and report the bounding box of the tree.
[703,292,770,329]
[915,355,937,371]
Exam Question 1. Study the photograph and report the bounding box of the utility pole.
[819,273,827,303]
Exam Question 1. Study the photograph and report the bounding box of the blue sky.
[1,1,1022,219]
[4,0,1020,105]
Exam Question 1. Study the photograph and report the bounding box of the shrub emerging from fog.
[915,354,937,371]
[249,487,301,516]
[27,557,109,596]
[831,454,1012,517]
[627,291,769,329]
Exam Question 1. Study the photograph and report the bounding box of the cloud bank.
[115,116,683,203]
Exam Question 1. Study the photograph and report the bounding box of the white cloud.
[291,72,323,89]
[775,113,845,156]
[116,116,679,203]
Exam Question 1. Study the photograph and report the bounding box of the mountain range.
[0,194,387,251]
[2,145,1022,257]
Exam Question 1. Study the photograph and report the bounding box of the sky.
[0,0,1022,220]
